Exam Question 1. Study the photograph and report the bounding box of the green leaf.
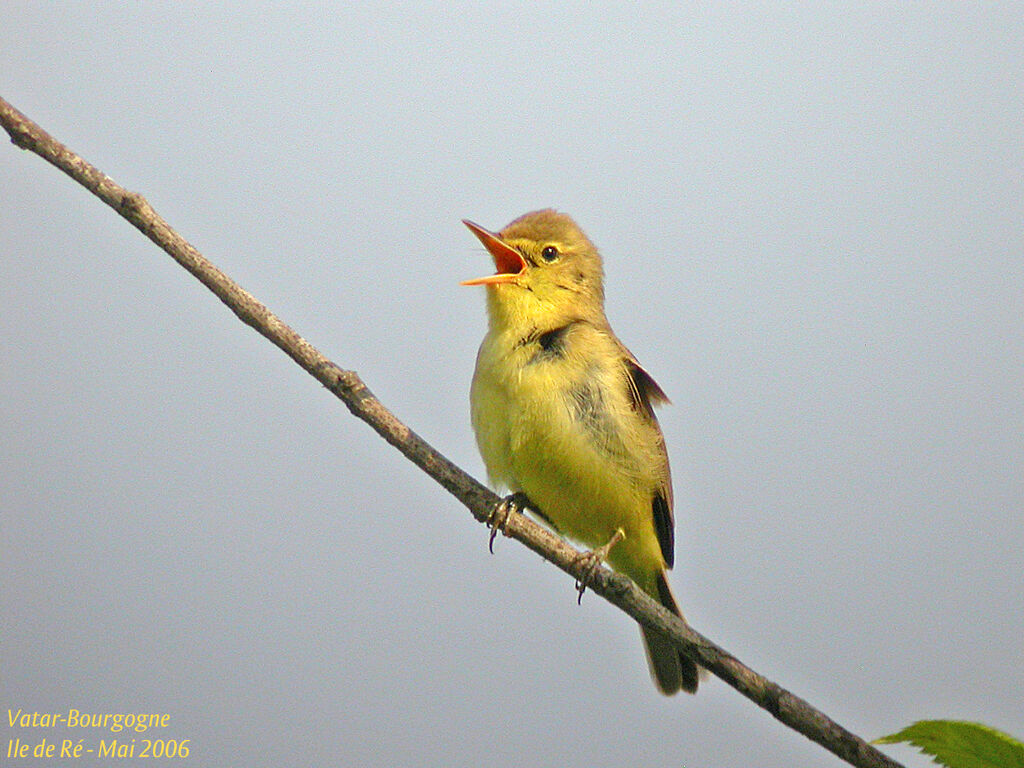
[875,720,1024,768]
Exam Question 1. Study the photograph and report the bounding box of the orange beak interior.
[460,219,527,286]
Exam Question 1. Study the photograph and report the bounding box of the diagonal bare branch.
[0,95,903,768]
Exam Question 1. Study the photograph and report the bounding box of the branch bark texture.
[1,95,903,768]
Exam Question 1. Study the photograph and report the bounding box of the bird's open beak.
[460,219,527,286]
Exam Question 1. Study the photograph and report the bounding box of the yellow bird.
[462,209,699,695]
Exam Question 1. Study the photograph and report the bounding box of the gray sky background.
[3,3,1022,767]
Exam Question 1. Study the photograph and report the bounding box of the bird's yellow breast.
[470,321,667,580]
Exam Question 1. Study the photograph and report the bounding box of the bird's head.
[461,209,605,330]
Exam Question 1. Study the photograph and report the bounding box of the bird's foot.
[573,528,626,604]
[486,492,531,553]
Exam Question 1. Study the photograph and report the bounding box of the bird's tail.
[640,572,701,695]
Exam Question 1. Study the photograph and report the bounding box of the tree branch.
[1,95,903,768]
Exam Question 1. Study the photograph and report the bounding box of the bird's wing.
[623,354,671,413]
[620,346,676,569]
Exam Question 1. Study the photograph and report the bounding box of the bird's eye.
[541,245,559,262]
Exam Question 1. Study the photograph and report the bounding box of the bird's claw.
[486,492,529,553]
[573,528,626,604]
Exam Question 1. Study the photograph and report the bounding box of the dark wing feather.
[624,356,671,415]
[651,492,674,569]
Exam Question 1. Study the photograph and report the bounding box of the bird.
[461,209,699,695]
